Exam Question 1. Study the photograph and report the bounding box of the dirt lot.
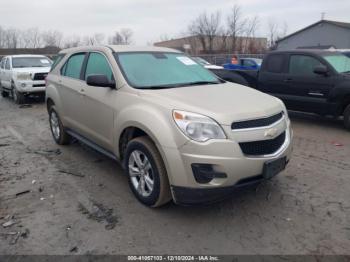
[0,96,349,255]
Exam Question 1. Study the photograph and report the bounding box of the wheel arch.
[341,94,350,115]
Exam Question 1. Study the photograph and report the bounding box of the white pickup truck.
[0,55,52,104]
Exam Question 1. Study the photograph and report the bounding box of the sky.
[0,0,349,45]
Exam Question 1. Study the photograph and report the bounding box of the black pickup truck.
[211,50,350,129]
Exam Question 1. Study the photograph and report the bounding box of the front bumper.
[14,80,46,93]
[171,171,271,205]
[161,118,293,204]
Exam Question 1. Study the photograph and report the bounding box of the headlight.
[173,110,226,142]
[16,73,32,80]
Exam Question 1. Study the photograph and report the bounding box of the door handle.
[284,78,293,82]
[308,91,324,97]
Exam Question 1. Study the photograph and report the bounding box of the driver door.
[285,54,334,114]
[79,52,116,151]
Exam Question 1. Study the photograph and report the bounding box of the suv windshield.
[322,54,350,73]
[115,52,220,89]
[12,57,52,68]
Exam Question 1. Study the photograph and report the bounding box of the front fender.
[113,103,188,158]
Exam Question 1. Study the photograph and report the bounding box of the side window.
[62,53,86,79]
[266,54,284,73]
[243,60,255,67]
[5,58,11,70]
[84,52,113,81]
[50,54,65,72]
[289,55,322,76]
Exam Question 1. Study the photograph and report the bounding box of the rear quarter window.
[50,54,65,72]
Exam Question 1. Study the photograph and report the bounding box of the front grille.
[33,72,48,81]
[232,112,283,130]
[239,131,286,156]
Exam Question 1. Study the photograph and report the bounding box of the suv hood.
[139,82,284,125]
[12,67,51,74]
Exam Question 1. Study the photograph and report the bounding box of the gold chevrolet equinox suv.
[46,45,293,207]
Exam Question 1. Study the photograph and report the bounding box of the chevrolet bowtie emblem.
[264,128,278,138]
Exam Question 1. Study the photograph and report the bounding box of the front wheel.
[124,136,171,207]
[1,89,9,98]
[49,107,71,145]
[12,88,25,104]
[343,104,350,130]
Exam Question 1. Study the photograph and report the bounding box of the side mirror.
[86,74,115,88]
[313,66,329,76]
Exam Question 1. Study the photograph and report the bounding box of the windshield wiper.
[180,81,220,86]
[137,81,220,90]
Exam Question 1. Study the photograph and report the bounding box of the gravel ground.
[0,96,349,255]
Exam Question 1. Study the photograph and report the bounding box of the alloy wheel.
[50,111,61,141]
[128,150,154,197]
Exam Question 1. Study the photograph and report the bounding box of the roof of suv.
[60,45,181,54]
[269,49,344,56]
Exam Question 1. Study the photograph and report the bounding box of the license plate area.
[263,157,286,179]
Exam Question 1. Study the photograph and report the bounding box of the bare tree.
[93,33,105,45]
[0,26,6,48]
[3,28,20,49]
[240,16,259,53]
[21,27,42,48]
[280,21,288,38]
[63,35,81,48]
[267,19,279,48]
[42,30,63,47]
[188,11,221,53]
[226,4,247,52]
[109,28,133,45]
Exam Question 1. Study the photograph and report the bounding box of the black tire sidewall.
[13,89,24,104]
[124,140,161,206]
[1,90,9,98]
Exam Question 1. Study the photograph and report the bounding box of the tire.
[343,104,350,130]
[12,88,25,104]
[1,89,9,98]
[124,136,171,207]
[0,83,9,98]
[48,106,71,145]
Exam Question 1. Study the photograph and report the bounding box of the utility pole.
[321,12,326,20]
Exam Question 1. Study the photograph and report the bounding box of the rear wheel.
[343,104,350,130]
[124,136,171,207]
[49,107,71,145]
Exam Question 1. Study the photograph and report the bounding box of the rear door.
[79,52,116,150]
[258,53,289,94]
[285,54,334,113]
[59,52,88,133]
